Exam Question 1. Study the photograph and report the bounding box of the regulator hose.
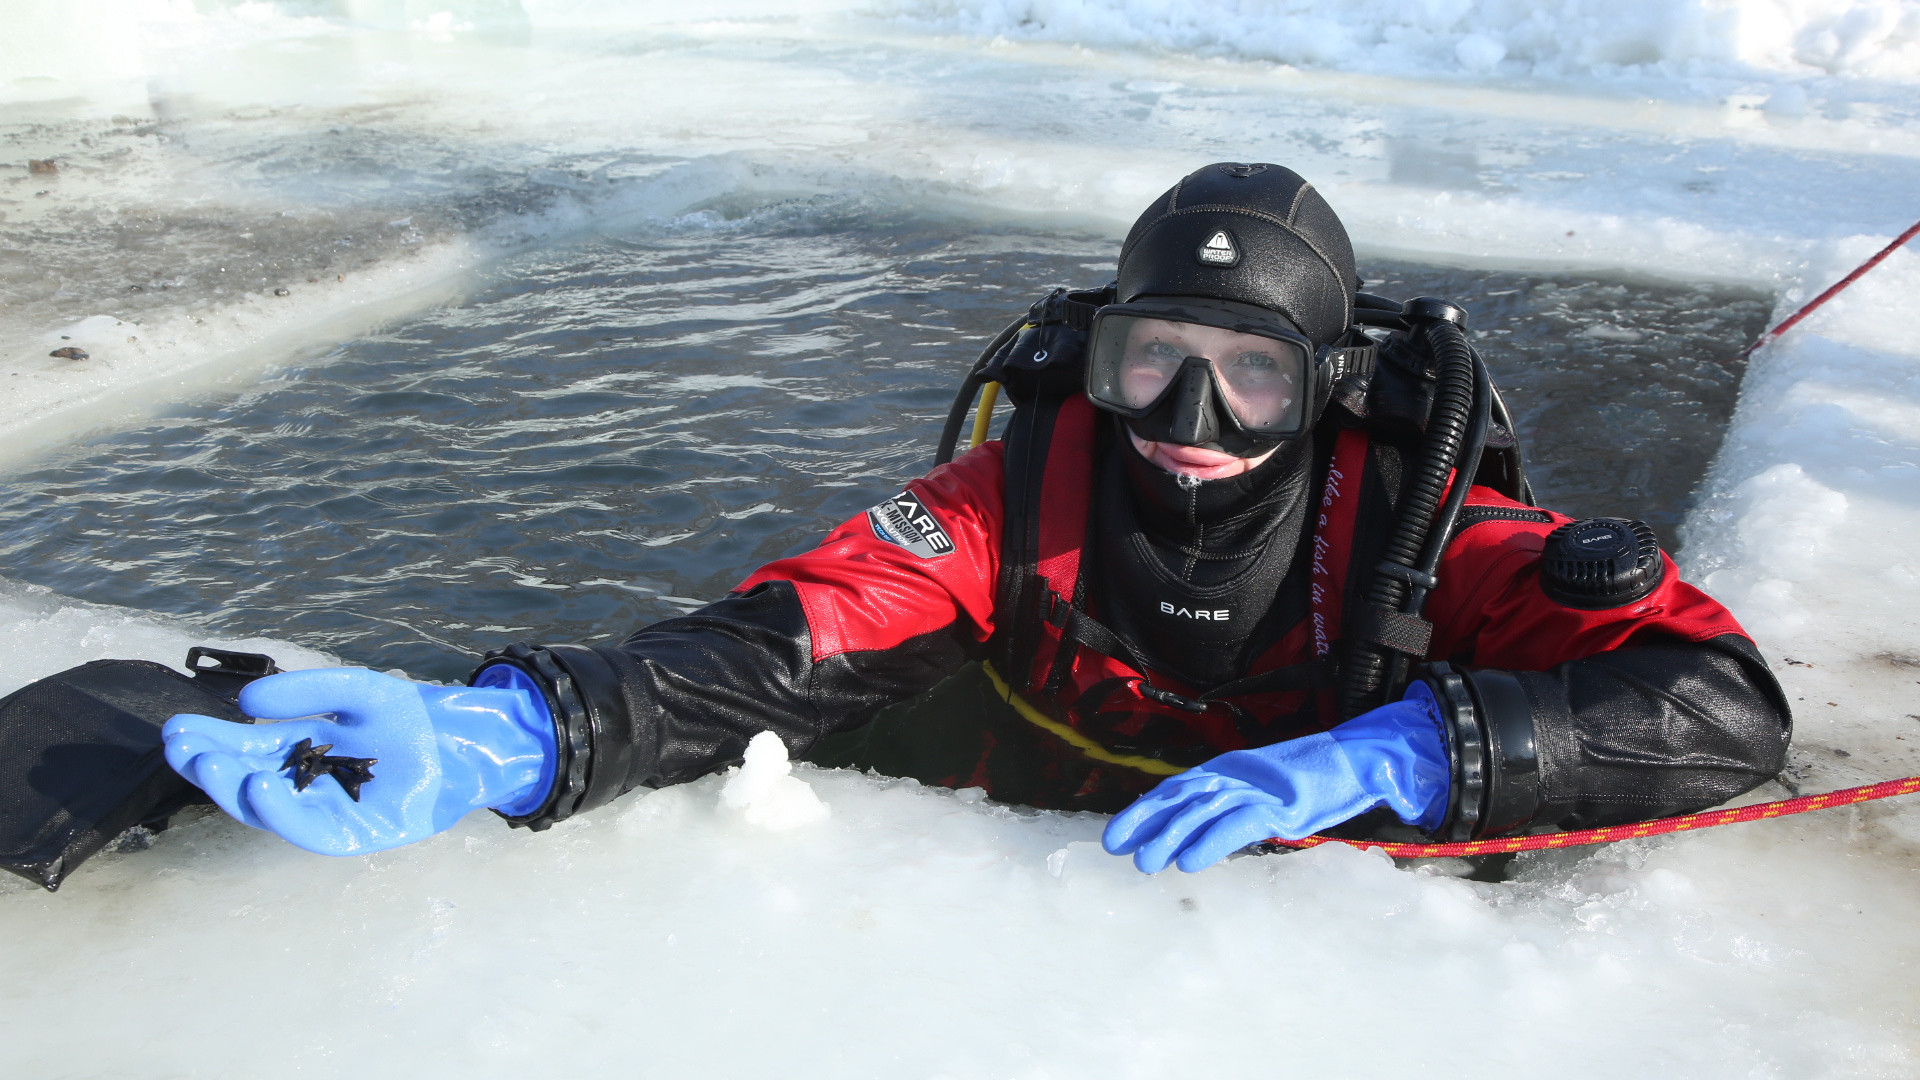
[935,316,1026,466]
[1409,345,1491,605]
[1339,311,1486,718]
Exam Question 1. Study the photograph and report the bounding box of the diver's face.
[1118,317,1291,479]
[1116,318,1302,432]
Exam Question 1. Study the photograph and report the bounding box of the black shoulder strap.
[986,286,1110,686]
[1039,591,1336,714]
[991,386,1067,686]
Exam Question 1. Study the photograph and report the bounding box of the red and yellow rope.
[1269,775,1920,858]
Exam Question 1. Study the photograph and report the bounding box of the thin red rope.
[1272,218,1920,857]
[1280,217,1920,859]
[1267,775,1920,858]
[1738,218,1920,359]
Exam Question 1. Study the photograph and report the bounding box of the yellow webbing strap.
[968,380,1001,450]
[979,659,1185,776]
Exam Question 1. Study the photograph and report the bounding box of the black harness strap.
[1349,602,1434,656]
[1046,593,1149,675]
[1042,589,1335,716]
[989,287,1111,695]
[992,401,1060,690]
[1199,654,1340,699]
[1069,676,1139,723]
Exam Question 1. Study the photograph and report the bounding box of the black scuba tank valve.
[1539,518,1665,609]
[1402,296,1469,330]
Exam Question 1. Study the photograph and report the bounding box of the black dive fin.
[0,647,279,891]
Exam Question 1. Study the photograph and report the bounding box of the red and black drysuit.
[481,393,1792,842]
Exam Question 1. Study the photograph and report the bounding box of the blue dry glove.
[163,665,556,856]
[1102,681,1452,873]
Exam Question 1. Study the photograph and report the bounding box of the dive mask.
[1086,298,1323,458]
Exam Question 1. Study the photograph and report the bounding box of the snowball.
[718,731,830,830]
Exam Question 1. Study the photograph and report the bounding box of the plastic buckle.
[1045,593,1073,627]
[185,647,280,679]
[1137,681,1210,715]
[183,646,281,703]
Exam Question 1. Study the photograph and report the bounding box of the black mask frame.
[1086,298,1333,458]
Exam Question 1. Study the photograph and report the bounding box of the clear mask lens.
[1089,313,1309,434]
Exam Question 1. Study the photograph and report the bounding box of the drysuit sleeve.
[471,443,1007,829]
[1418,493,1792,838]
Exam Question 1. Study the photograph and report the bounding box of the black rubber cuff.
[472,642,593,831]
[1460,668,1541,837]
[1420,662,1484,843]
[539,644,638,816]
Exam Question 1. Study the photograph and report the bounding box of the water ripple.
[0,214,1766,681]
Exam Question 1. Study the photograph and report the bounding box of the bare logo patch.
[866,490,955,559]
[1160,601,1231,621]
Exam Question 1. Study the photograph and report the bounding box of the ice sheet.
[885,0,1920,82]
[0,578,335,695]
[2,1,1919,1075]
[1,733,1915,1076]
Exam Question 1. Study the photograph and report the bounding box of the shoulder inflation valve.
[1539,517,1664,609]
[0,647,279,890]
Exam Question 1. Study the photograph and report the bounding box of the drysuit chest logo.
[1196,230,1239,267]
[866,490,954,559]
[1160,601,1230,621]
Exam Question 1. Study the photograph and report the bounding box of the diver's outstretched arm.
[474,445,1007,831]
[165,443,1007,850]
[1434,633,1791,838]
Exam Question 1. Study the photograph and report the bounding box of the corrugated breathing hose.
[1339,309,1483,718]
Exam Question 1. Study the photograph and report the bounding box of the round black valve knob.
[1539,517,1664,609]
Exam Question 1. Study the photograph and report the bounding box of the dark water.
[0,206,1769,681]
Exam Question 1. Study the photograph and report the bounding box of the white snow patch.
[0,241,482,469]
[0,579,336,697]
[1683,234,1920,811]
[718,730,831,829]
[885,0,1920,82]
[0,756,1912,1076]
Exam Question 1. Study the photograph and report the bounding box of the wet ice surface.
[0,216,1765,680]
[1,718,1915,1077]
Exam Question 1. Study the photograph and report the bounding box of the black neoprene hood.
[1116,162,1358,348]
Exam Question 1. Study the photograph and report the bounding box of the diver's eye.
[1225,351,1288,381]
[1139,339,1185,365]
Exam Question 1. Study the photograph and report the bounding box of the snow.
[0,244,482,465]
[885,0,1920,82]
[719,730,833,828]
[0,578,335,693]
[3,0,1920,1075]
[1683,237,1920,809]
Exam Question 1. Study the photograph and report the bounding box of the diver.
[155,163,1791,874]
